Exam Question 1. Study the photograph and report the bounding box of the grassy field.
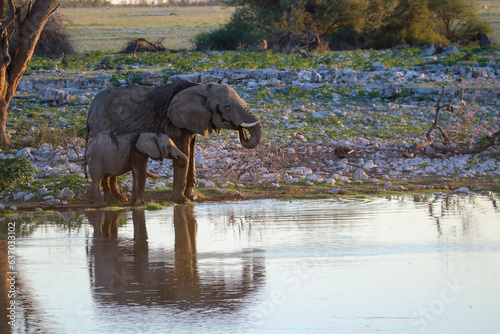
[60,6,233,52]
[476,0,500,44]
[61,3,499,53]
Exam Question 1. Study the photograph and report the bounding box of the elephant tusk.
[240,121,260,128]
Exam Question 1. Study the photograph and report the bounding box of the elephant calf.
[85,132,188,207]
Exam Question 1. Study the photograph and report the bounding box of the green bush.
[0,157,38,191]
[193,10,264,50]
[204,0,492,50]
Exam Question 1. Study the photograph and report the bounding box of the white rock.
[137,72,164,86]
[353,168,369,181]
[0,203,5,210]
[363,160,376,169]
[384,181,392,191]
[202,181,215,188]
[39,88,74,104]
[339,176,351,183]
[15,147,32,159]
[24,193,34,201]
[454,187,470,194]
[10,206,17,211]
[420,45,437,56]
[39,186,47,195]
[45,198,61,206]
[330,186,340,194]
[14,192,25,200]
[372,62,386,71]
[424,166,437,173]
[59,187,75,201]
[394,185,407,191]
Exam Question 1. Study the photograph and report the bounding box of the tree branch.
[0,0,17,33]
[403,84,499,158]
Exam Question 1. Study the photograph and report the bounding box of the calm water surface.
[3,195,500,334]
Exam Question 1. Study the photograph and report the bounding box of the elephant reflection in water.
[85,205,264,308]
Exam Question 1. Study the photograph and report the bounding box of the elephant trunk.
[238,120,263,149]
[174,154,188,168]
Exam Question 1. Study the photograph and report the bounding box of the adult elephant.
[86,80,263,203]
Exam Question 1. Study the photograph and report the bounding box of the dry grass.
[60,6,233,52]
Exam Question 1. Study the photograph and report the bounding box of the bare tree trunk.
[0,0,58,147]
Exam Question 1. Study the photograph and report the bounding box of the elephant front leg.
[184,136,198,201]
[131,159,148,206]
[172,162,189,204]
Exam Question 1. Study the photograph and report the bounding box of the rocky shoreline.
[1,50,499,211]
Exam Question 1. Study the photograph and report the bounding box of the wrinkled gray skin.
[85,132,188,207]
[86,80,263,203]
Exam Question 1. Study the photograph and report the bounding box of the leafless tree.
[0,0,59,147]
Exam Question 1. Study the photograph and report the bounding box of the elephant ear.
[135,133,161,160]
[167,85,213,136]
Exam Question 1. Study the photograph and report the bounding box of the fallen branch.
[403,84,499,158]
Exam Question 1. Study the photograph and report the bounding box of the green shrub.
[0,157,38,191]
[209,0,492,50]
[193,10,263,50]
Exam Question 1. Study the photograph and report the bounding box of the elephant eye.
[223,104,231,111]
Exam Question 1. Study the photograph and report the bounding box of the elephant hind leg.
[89,179,106,207]
[102,177,120,204]
[108,176,128,203]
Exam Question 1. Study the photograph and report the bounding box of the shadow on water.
[85,205,265,309]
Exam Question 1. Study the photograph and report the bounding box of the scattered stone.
[202,181,215,188]
[339,176,351,183]
[45,198,61,206]
[35,207,43,212]
[329,186,340,194]
[363,160,376,169]
[39,186,47,196]
[39,87,74,103]
[59,187,75,201]
[24,193,34,201]
[420,45,437,57]
[454,187,470,194]
[353,168,370,181]
[0,203,5,210]
[384,181,392,191]
[15,147,32,159]
[394,185,406,191]
[10,206,17,211]
[372,62,386,71]
[14,192,25,200]
[136,72,164,86]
